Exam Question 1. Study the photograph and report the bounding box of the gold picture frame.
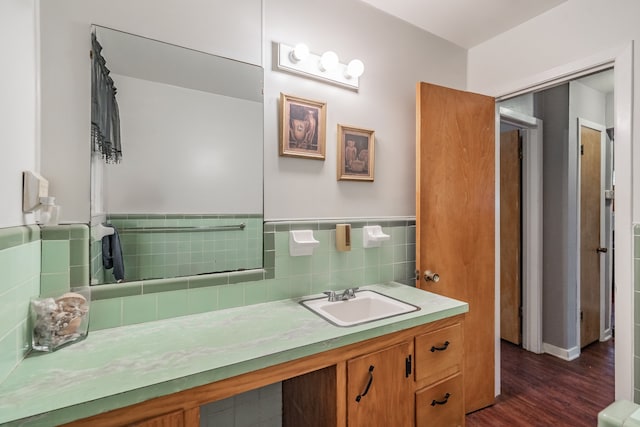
[279,93,326,159]
[337,124,375,181]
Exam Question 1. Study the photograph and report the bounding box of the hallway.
[466,339,614,426]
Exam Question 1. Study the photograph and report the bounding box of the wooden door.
[416,82,495,413]
[347,341,413,427]
[500,130,522,345]
[580,125,602,348]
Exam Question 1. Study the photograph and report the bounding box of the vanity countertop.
[0,282,468,426]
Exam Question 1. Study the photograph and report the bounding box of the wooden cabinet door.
[416,82,495,413]
[416,374,464,427]
[347,341,414,427]
[415,323,463,385]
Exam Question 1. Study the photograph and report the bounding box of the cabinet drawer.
[415,373,463,427]
[414,323,462,383]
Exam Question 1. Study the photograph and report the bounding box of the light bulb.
[319,51,339,72]
[346,59,365,78]
[290,43,309,63]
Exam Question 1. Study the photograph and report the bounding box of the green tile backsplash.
[88,218,416,331]
[40,225,89,295]
[0,225,41,383]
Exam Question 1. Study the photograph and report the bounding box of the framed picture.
[280,93,326,159]
[337,124,375,181]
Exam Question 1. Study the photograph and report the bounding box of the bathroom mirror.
[90,26,263,285]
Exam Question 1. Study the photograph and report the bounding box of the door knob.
[424,271,440,283]
[596,247,608,253]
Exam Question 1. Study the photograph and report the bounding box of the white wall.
[263,0,467,220]
[467,0,639,221]
[0,0,38,228]
[38,0,467,223]
[500,93,534,117]
[106,75,262,214]
[38,0,263,222]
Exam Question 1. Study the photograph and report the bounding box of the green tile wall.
[634,223,640,403]
[92,214,262,284]
[0,226,41,382]
[40,225,90,295]
[89,218,416,331]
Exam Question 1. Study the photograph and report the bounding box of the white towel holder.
[92,223,115,241]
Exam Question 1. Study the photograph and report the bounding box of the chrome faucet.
[324,287,359,302]
[341,287,359,300]
[323,290,339,302]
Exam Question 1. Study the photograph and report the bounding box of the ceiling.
[359,0,568,49]
[357,0,615,94]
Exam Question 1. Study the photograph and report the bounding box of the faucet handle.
[323,290,338,301]
[343,287,359,299]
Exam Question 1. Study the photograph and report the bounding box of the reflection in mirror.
[90,26,264,285]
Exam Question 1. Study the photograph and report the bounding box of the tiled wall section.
[634,224,639,403]
[92,214,263,284]
[89,219,416,331]
[41,225,90,295]
[0,226,40,383]
[200,382,281,427]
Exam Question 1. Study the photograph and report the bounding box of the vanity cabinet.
[63,315,464,427]
[346,341,414,427]
[414,323,464,427]
[416,373,464,427]
[283,316,465,427]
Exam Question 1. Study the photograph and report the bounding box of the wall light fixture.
[277,42,364,90]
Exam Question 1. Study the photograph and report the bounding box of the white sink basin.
[300,290,420,327]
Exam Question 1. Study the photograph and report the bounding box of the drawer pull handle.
[430,341,450,352]
[355,365,375,402]
[431,393,451,406]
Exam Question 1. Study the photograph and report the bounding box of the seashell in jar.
[56,292,87,311]
[58,316,82,335]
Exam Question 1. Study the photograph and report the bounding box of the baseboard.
[542,342,580,361]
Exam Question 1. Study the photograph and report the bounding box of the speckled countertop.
[0,282,467,426]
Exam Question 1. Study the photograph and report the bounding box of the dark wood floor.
[466,338,614,426]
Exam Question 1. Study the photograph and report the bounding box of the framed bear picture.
[337,124,375,181]
[280,93,326,160]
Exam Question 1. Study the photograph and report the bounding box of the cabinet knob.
[424,270,440,283]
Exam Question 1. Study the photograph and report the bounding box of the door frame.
[492,42,634,400]
[499,108,543,354]
[576,118,609,346]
